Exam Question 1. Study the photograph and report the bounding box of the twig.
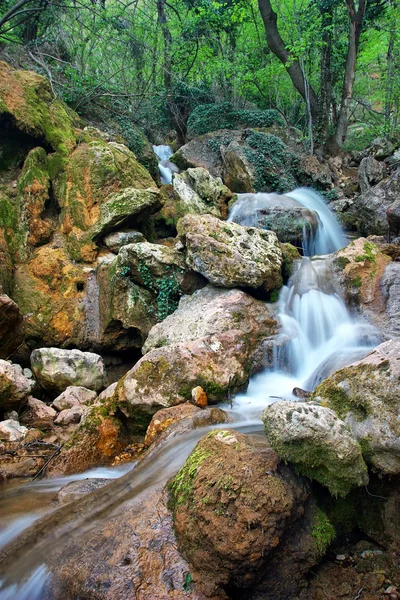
[32,444,63,481]
[364,485,387,501]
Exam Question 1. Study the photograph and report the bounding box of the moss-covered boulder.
[263,401,368,497]
[12,245,92,348]
[172,167,232,218]
[314,340,400,475]
[171,128,328,194]
[177,213,283,294]
[0,359,33,412]
[332,238,391,313]
[59,140,159,261]
[0,61,77,156]
[169,429,322,598]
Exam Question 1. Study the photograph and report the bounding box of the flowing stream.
[153,144,175,184]
[0,188,382,597]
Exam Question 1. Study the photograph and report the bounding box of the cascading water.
[230,188,381,417]
[153,144,176,184]
[0,187,382,597]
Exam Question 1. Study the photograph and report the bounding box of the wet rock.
[172,167,232,219]
[0,419,28,441]
[44,488,208,600]
[0,295,24,360]
[169,429,320,598]
[0,359,33,411]
[191,386,208,408]
[144,403,202,447]
[54,405,84,426]
[31,348,106,392]
[143,285,277,355]
[20,397,57,430]
[314,340,400,475]
[229,192,319,248]
[177,214,282,292]
[103,230,146,253]
[52,386,97,411]
[359,156,385,193]
[293,387,312,399]
[53,478,110,505]
[263,401,368,497]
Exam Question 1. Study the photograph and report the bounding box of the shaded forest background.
[0,0,399,154]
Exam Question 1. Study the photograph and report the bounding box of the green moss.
[315,367,373,421]
[312,507,336,555]
[352,276,363,288]
[335,256,351,270]
[354,241,378,264]
[168,445,212,507]
[187,103,283,137]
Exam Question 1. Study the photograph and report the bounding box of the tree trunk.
[333,0,366,148]
[317,4,333,140]
[258,0,319,123]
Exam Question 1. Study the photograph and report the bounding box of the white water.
[0,187,382,597]
[153,144,175,184]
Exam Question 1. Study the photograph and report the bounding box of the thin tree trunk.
[258,0,319,123]
[317,4,333,140]
[333,0,366,148]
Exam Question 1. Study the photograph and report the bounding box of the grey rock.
[54,405,83,426]
[0,360,33,411]
[52,386,97,411]
[359,156,385,193]
[54,478,109,505]
[0,419,28,441]
[103,230,146,254]
[263,401,368,497]
[31,348,107,392]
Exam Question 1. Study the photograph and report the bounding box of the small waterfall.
[229,188,347,256]
[232,188,381,417]
[153,144,175,184]
[287,188,347,255]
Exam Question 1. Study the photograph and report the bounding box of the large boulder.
[263,401,368,497]
[343,167,400,235]
[358,155,385,193]
[171,167,232,220]
[0,61,77,156]
[143,285,277,355]
[169,429,323,598]
[229,192,319,248]
[332,238,391,314]
[381,262,400,337]
[0,360,33,412]
[177,214,282,293]
[0,295,24,359]
[314,340,400,475]
[31,348,106,392]
[172,128,330,194]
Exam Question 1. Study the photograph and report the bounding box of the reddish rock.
[21,397,56,430]
[191,386,208,408]
[0,295,24,359]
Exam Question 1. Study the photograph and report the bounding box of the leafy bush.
[187,103,283,137]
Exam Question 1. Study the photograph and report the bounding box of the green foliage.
[183,572,193,592]
[312,507,336,555]
[156,276,181,321]
[187,103,283,137]
[169,445,212,506]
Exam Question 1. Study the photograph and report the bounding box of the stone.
[54,405,83,426]
[387,198,400,239]
[0,295,24,359]
[172,167,232,220]
[31,348,106,392]
[359,156,385,193]
[53,478,109,505]
[52,386,97,411]
[0,359,33,411]
[263,401,368,497]
[144,403,202,447]
[177,214,282,292]
[143,285,277,354]
[0,61,77,156]
[314,340,400,475]
[169,429,321,598]
[4,410,18,421]
[20,397,57,430]
[332,238,391,314]
[381,262,400,337]
[103,230,145,253]
[0,419,28,441]
[229,192,319,248]
[191,386,208,408]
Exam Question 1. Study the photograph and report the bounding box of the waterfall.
[231,188,381,417]
[153,144,175,184]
